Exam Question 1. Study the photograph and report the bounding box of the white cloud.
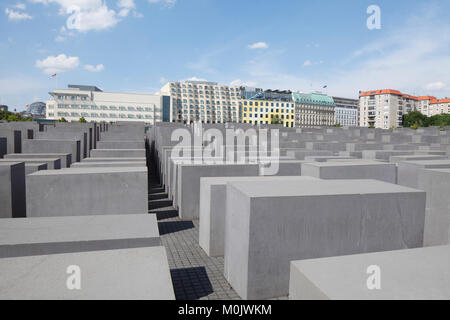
[185,77,207,82]
[117,0,141,18]
[36,54,80,74]
[248,42,269,50]
[425,82,446,91]
[30,0,120,32]
[84,64,104,72]
[303,60,323,67]
[230,79,256,87]
[148,0,176,8]
[55,35,66,42]
[13,3,27,10]
[5,8,32,20]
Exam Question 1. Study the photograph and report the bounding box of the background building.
[29,102,46,119]
[46,85,162,124]
[293,93,335,128]
[333,97,359,127]
[240,88,295,127]
[0,105,8,111]
[359,89,449,128]
[430,98,450,115]
[160,80,240,124]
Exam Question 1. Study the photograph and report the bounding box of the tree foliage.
[403,111,450,128]
[0,110,32,122]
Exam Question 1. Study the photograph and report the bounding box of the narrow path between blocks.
[148,172,241,300]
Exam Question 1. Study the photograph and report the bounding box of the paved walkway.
[148,173,241,300]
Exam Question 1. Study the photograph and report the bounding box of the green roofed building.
[292,92,335,128]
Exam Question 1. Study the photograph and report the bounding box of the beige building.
[160,80,240,124]
[293,92,335,128]
[46,85,162,124]
[429,98,450,115]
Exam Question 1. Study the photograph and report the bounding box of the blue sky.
[1,0,449,111]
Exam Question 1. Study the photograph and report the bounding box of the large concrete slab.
[0,158,61,170]
[0,214,160,258]
[71,161,146,168]
[5,153,72,168]
[289,245,450,300]
[0,247,175,300]
[90,149,145,158]
[26,167,148,217]
[301,161,397,183]
[225,179,425,299]
[96,140,145,149]
[0,162,26,218]
[418,168,450,246]
[389,154,448,163]
[199,176,317,257]
[82,157,145,162]
[178,163,260,220]
[22,139,80,163]
[397,159,450,188]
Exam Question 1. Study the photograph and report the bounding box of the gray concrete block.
[22,139,80,163]
[0,162,26,218]
[90,149,145,158]
[82,157,145,162]
[26,167,148,217]
[259,159,304,176]
[24,163,47,175]
[0,214,160,258]
[418,168,450,246]
[0,158,61,170]
[301,161,397,183]
[362,150,415,161]
[397,160,450,189]
[0,137,6,159]
[289,245,450,300]
[199,176,317,257]
[71,161,146,168]
[0,247,175,300]
[178,163,260,220]
[389,154,447,163]
[5,153,72,168]
[286,150,333,160]
[96,140,145,149]
[225,179,425,299]
[304,155,355,162]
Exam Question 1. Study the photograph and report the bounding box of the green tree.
[78,117,87,123]
[402,111,427,127]
[58,117,68,122]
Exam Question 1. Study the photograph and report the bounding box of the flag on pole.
[323,85,328,89]
[50,74,57,78]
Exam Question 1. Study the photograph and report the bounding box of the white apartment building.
[429,98,450,116]
[360,89,450,128]
[359,90,420,129]
[46,85,162,124]
[333,97,359,127]
[160,80,241,124]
